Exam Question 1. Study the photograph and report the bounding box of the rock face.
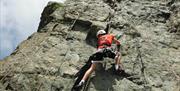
[0,0,180,91]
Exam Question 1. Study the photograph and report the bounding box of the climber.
[72,29,124,89]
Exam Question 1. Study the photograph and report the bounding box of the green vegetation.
[51,2,64,11]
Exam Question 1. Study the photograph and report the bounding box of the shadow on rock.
[90,64,133,91]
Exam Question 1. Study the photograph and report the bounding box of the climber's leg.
[82,63,96,81]
[114,51,123,70]
[77,51,104,86]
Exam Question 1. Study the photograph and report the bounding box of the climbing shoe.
[71,84,83,91]
[114,68,131,77]
[113,65,125,75]
[114,69,125,75]
[77,81,85,87]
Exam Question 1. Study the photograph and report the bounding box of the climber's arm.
[113,37,120,52]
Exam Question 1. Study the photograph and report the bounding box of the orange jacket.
[97,34,120,49]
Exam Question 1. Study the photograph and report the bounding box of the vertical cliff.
[0,0,179,91]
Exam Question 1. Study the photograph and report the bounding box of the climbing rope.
[68,11,80,31]
[81,1,120,91]
[132,26,148,86]
[67,2,89,31]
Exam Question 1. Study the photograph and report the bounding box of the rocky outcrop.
[0,0,179,91]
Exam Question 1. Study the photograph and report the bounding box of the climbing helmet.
[96,30,106,37]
